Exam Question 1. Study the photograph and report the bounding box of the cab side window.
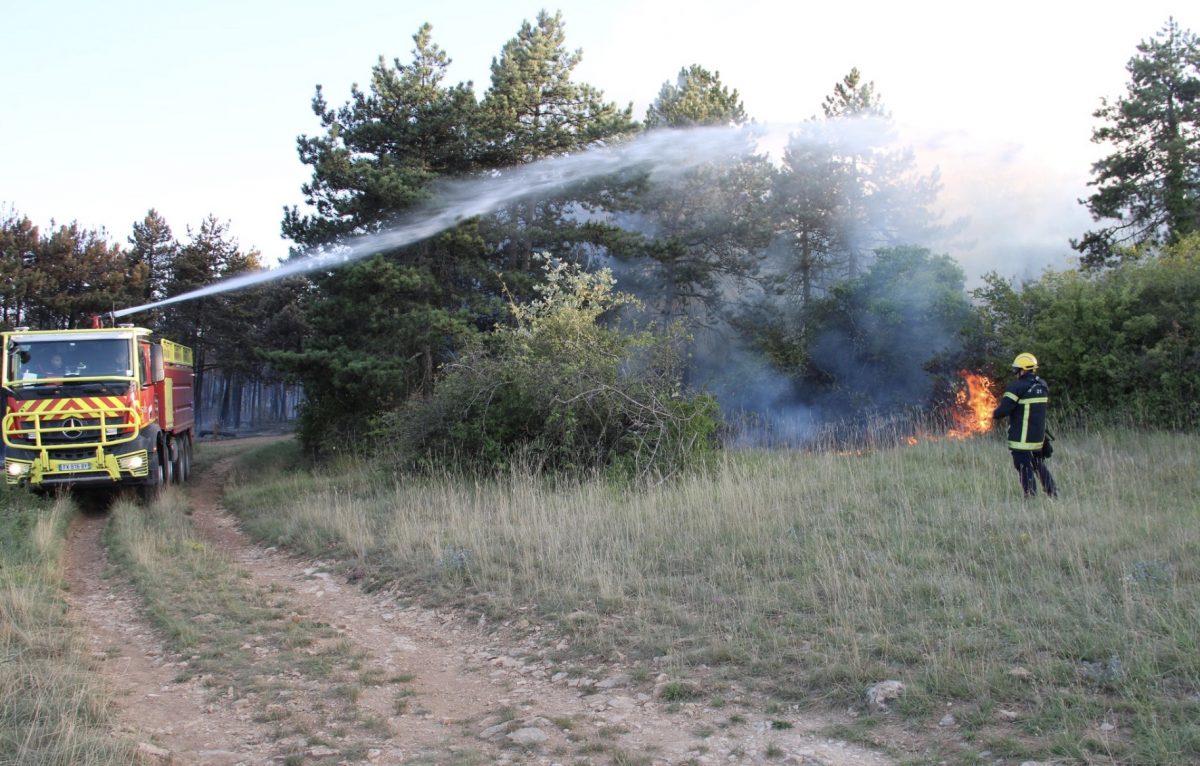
[139,343,151,387]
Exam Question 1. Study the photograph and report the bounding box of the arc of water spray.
[111,125,766,320]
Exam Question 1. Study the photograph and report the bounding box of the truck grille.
[3,406,138,451]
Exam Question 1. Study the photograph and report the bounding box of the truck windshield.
[7,339,132,383]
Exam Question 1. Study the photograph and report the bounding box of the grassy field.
[223,428,1200,765]
[1,428,1193,765]
[0,490,138,765]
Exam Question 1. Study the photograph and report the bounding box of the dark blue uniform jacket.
[992,374,1049,451]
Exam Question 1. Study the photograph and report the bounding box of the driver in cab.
[33,350,67,379]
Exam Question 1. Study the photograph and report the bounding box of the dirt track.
[64,437,894,765]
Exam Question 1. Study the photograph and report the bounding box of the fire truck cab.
[2,326,194,495]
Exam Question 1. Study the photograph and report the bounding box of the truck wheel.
[139,449,163,503]
[160,439,174,487]
[178,434,192,483]
[170,437,183,484]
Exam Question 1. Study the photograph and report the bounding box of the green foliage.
[476,10,637,287]
[125,208,178,327]
[632,148,774,325]
[153,215,274,428]
[483,10,635,164]
[644,65,747,128]
[770,130,853,304]
[1074,18,1200,268]
[277,25,498,448]
[276,244,495,451]
[821,67,888,119]
[385,257,719,479]
[284,23,483,247]
[768,246,975,414]
[0,208,139,330]
[976,234,1200,426]
[750,67,947,412]
[630,66,770,327]
[278,17,637,450]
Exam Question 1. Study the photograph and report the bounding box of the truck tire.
[160,437,174,487]
[139,447,163,503]
[178,433,192,483]
[170,436,183,484]
[185,434,194,480]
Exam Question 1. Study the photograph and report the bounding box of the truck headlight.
[118,454,144,470]
[6,461,30,476]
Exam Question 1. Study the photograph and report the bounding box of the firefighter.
[34,350,66,379]
[992,352,1057,498]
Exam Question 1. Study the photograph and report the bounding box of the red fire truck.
[2,325,194,496]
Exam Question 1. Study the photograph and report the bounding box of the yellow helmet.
[1011,352,1038,372]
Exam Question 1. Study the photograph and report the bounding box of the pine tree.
[775,69,940,283]
[771,139,850,304]
[0,208,39,328]
[284,23,482,246]
[279,24,498,445]
[822,67,888,119]
[126,209,178,328]
[160,216,261,430]
[632,65,770,325]
[482,10,634,164]
[280,16,637,447]
[645,65,747,128]
[21,222,128,329]
[480,10,636,278]
[741,70,945,407]
[1074,18,1200,269]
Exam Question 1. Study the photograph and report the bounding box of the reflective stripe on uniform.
[1017,391,1048,444]
[1004,391,1019,402]
[1009,440,1045,450]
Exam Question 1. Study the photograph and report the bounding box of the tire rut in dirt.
[64,497,278,765]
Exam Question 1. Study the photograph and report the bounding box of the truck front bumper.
[5,435,154,487]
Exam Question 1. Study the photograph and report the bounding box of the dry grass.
[224,428,1200,764]
[0,492,139,765]
[104,487,387,760]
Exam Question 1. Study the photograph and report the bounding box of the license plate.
[58,462,91,471]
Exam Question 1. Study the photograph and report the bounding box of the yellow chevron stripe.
[19,397,130,414]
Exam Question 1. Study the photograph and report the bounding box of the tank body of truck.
[2,326,194,493]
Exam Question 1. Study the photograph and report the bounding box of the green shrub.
[975,235,1200,427]
[379,256,720,480]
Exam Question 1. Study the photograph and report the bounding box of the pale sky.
[1,1,1192,281]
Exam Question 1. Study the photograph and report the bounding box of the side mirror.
[150,344,165,384]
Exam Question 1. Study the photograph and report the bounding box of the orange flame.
[946,370,997,439]
[904,370,997,446]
